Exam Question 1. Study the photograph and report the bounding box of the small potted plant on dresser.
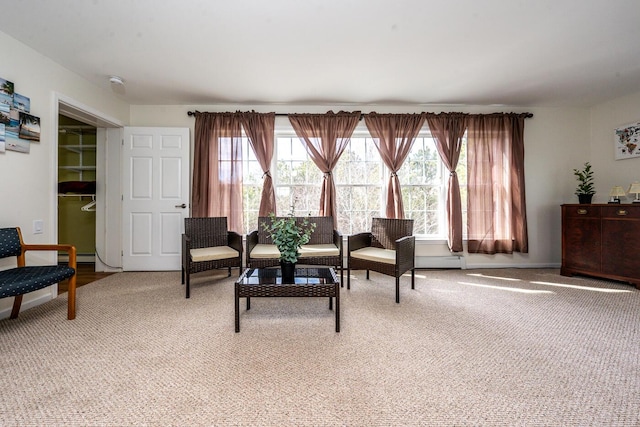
[573,162,595,204]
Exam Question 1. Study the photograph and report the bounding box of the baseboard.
[0,289,55,320]
[58,254,95,263]
[463,262,562,269]
[416,255,465,269]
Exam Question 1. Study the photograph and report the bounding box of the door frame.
[53,93,125,273]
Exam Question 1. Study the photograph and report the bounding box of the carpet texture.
[1,268,639,426]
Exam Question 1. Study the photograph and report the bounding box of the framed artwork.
[0,78,14,106]
[0,123,5,153]
[614,121,640,160]
[19,112,40,142]
[13,93,30,112]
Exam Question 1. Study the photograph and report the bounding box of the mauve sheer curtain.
[240,112,276,216]
[192,112,244,233]
[424,113,468,252]
[364,113,425,219]
[466,113,529,254]
[288,111,360,227]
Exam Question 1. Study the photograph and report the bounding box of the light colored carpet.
[1,268,639,426]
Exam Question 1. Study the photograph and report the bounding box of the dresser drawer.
[601,205,640,219]
[562,205,600,218]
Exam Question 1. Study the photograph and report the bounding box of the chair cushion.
[0,266,76,298]
[248,244,281,259]
[299,244,339,258]
[350,247,396,264]
[190,246,239,262]
[250,243,339,260]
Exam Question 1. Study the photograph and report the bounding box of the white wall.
[130,103,591,269]
[590,91,640,200]
[0,30,129,317]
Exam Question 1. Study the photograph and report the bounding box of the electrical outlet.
[33,220,44,234]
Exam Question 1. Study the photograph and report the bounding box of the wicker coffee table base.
[234,267,340,332]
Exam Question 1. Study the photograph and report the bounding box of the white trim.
[0,290,54,320]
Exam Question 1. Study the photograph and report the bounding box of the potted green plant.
[573,161,595,204]
[263,205,316,282]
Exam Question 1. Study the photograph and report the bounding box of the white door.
[122,127,190,271]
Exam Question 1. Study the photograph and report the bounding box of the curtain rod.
[187,111,533,119]
[187,111,365,119]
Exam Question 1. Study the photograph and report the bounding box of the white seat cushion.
[249,244,281,259]
[190,246,239,262]
[250,243,339,259]
[299,244,340,258]
[350,247,396,264]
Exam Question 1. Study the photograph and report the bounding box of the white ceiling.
[2,0,640,107]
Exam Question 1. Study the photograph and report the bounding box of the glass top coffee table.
[234,267,340,332]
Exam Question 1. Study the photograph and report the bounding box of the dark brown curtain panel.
[364,113,425,219]
[288,111,360,227]
[240,112,276,216]
[192,112,244,233]
[466,113,529,254]
[424,113,468,252]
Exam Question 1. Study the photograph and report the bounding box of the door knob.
[175,203,187,209]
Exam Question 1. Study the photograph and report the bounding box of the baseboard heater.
[415,255,465,269]
[58,253,95,263]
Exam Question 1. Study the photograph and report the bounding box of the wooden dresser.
[561,204,640,288]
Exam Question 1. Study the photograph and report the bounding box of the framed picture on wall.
[18,112,40,142]
[13,93,30,113]
[614,121,640,160]
[0,78,14,106]
[0,123,5,153]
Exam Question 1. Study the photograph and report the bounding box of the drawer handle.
[577,209,588,215]
[617,209,628,216]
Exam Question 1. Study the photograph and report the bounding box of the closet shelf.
[58,193,95,198]
[59,166,96,171]
[60,144,96,154]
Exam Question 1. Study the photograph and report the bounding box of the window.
[241,129,466,238]
[241,137,261,232]
[398,135,467,236]
[334,136,383,234]
[274,136,321,217]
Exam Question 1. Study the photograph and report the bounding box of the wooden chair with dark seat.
[181,217,243,298]
[0,227,77,319]
[347,217,415,303]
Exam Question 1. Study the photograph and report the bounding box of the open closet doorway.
[58,115,97,264]
[55,95,124,273]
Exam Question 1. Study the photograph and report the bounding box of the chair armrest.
[227,231,243,254]
[333,229,343,254]
[182,234,191,265]
[395,236,415,270]
[21,243,77,270]
[347,232,372,253]
[246,230,258,265]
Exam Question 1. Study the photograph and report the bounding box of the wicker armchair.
[347,217,415,303]
[181,217,243,298]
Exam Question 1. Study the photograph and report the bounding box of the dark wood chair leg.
[395,277,400,304]
[67,275,77,320]
[411,269,415,289]
[181,268,185,284]
[347,267,351,289]
[10,295,23,319]
[366,270,370,280]
[185,272,191,299]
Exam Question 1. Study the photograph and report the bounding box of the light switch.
[33,220,44,234]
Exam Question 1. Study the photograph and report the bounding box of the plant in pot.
[262,205,316,283]
[573,161,595,204]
